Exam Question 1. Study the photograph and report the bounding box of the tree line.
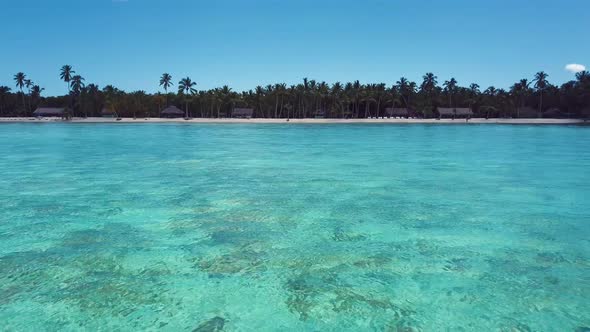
[1,65,589,118]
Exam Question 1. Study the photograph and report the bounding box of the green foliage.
[1,70,590,118]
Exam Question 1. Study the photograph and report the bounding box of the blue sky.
[1,0,588,96]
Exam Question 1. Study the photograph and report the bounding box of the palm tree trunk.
[20,89,25,115]
[66,83,71,117]
[539,92,543,118]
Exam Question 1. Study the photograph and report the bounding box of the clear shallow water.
[0,123,589,331]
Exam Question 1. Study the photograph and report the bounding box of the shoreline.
[0,117,587,125]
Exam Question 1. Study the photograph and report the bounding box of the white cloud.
[565,64,586,73]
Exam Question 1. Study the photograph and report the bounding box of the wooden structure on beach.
[385,108,410,118]
[231,108,254,119]
[314,110,326,119]
[543,107,562,118]
[101,108,116,118]
[33,107,66,117]
[436,107,473,119]
[479,106,499,119]
[517,106,539,118]
[160,106,184,118]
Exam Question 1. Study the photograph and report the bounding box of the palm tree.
[24,79,34,113]
[331,82,344,117]
[443,78,458,107]
[275,83,289,118]
[576,71,590,109]
[70,76,85,93]
[396,77,411,108]
[178,77,197,118]
[0,86,11,115]
[420,73,438,107]
[13,72,26,112]
[132,90,148,118]
[421,73,438,91]
[83,84,100,117]
[30,85,44,111]
[217,85,233,118]
[576,70,589,86]
[509,79,530,117]
[153,93,165,116]
[159,73,173,106]
[70,75,85,117]
[533,71,549,115]
[60,65,75,93]
[60,65,75,114]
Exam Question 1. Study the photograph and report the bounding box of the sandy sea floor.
[0,123,589,331]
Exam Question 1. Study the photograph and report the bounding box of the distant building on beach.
[314,110,326,119]
[517,106,539,118]
[101,108,116,118]
[479,106,499,119]
[231,108,254,119]
[543,107,563,118]
[33,107,66,117]
[436,107,473,119]
[454,108,474,117]
[160,106,184,118]
[385,108,410,118]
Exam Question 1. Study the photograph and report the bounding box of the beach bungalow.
[33,107,66,118]
[455,108,474,118]
[479,106,498,119]
[385,108,410,118]
[436,107,455,119]
[517,106,539,118]
[101,108,116,118]
[435,107,473,119]
[232,108,254,119]
[160,106,184,118]
[314,110,325,119]
[543,107,562,118]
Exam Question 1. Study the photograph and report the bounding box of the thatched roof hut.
[436,107,473,118]
[33,107,65,117]
[543,107,562,118]
[160,106,184,118]
[479,106,499,118]
[385,108,410,117]
[314,110,325,118]
[101,108,116,118]
[454,108,474,117]
[436,108,455,118]
[232,108,254,118]
[517,106,539,118]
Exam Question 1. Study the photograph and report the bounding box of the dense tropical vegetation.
[1,66,589,118]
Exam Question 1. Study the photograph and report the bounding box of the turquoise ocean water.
[0,123,589,331]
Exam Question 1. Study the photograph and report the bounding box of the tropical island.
[1,65,589,122]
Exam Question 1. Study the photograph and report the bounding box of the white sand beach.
[0,117,587,125]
